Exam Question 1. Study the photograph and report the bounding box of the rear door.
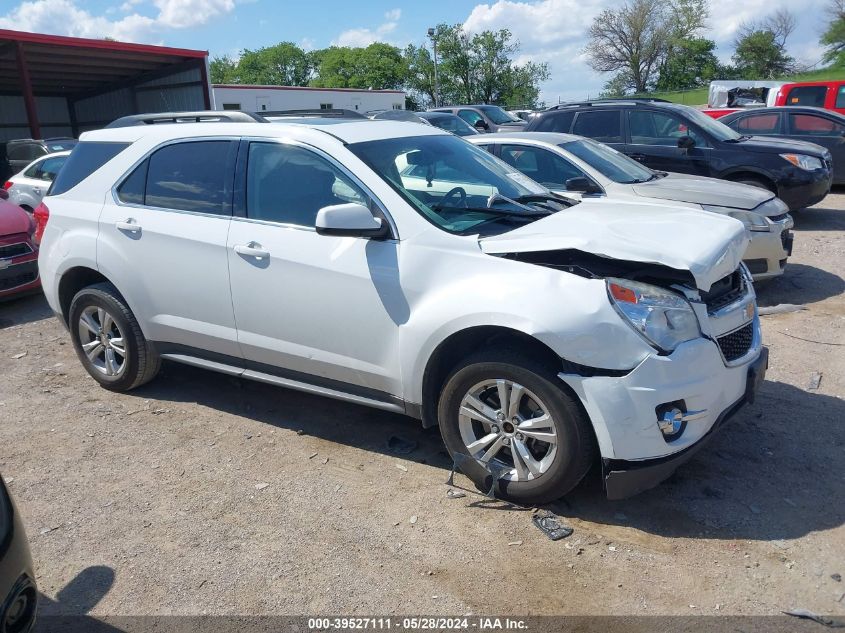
[623,108,711,176]
[98,139,241,357]
[730,111,784,137]
[571,110,624,148]
[785,111,845,183]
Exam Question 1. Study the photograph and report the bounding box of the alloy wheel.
[457,379,558,482]
[77,306,127,377]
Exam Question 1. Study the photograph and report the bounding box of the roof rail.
[105,111,267,128]
[261,109,367,119]
[545,97,671,110]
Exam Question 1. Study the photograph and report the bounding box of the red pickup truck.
[702,80,845,118]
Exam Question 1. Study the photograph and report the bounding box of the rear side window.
[786,86,827,107]
[8,143,45,161]
[789,114,845,136]
[572,111,621,143]
[735,113,780,134]
[49,142,129,196]
[117,141,236,215]
[531,111,574,133]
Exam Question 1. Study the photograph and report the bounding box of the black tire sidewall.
[68,287,143,391]
[438,354,594,504]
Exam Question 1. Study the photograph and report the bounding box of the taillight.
[2,181,12,190]
[33,202,49,244]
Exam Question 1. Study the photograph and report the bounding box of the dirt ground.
[1,191,844,619]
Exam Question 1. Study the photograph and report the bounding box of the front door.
[98,139,241,357]
[227,140,403,398]
[623,109,711,176]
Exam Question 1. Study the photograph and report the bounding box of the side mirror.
[474,119,489,131]
[677,135,696,150]
[316,203,388,239]
[565,176,601,194]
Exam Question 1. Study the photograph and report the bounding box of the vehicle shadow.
[135,364,844,543]
[558,380,845,542]
[0,292,53,329]
[37,565,124,632]
[794,199,845,232]
[755,262,844,307]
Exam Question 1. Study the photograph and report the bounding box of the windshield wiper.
[725,134,752,143]
[433,203,550,217]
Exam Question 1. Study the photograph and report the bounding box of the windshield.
[477,105,522,125]
[675,104,741,142]
[563,139,655,184]
[349,134,569,235]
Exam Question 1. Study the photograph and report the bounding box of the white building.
[212,84,406,114]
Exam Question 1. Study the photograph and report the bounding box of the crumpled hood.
[0,200,32,237]
[479,198,749,291]
[632,172,773,210]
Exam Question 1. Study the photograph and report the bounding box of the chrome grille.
[0,242,32,260]
[717,322,754,362]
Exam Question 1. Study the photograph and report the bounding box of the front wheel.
[437,348,596,504]
[68,282,160,391]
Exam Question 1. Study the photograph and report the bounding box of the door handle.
[628,153,647,162]
[115,218,142,233]
[234,242,269,259]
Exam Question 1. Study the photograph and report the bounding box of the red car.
[0,189,40,300]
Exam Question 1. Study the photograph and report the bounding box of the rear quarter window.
[49,142,130,196]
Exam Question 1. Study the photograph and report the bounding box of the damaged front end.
[492,247,766,500]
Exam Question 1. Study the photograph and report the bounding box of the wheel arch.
[57,266,114,325]
[720,169,778,194]
[418,325,569,429]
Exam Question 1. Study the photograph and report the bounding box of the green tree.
[404,44,438,106]
[733,30,795,78]
[821,0,845,66]
[309,43,408,90]
[236,43,314,85]
[209,55,238,84]
[656,38,720,91]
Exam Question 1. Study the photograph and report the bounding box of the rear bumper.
[603,346,768,499]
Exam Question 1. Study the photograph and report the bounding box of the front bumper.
[742,216,794,281]
[603,346,768,499]
[559,314,765,498]
[0,233,40,300]
[777,167,832,211]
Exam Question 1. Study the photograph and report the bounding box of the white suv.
[37,112,768,503]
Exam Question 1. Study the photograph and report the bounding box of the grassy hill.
[641,67,845,106]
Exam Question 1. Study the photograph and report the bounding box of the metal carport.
[0,29,211,142]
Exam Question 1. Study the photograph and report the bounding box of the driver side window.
[628,110,704,146]
[246,142,369,227]
[499,145,586,190]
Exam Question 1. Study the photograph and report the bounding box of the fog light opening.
[656,402,687,441]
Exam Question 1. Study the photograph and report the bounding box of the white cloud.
[0,0,238,43]
[462,0,829,104]
[333,8,401,47]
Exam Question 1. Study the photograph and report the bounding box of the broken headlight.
[607,278,701,353]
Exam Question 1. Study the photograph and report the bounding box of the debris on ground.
[11,351,26,359]
[255,482,269,491]
[782,609,845,627]
[758,304,807,316]
[832,573,842,582]
[532,511,573,541]
[386,436,418,455]
[395,463,408,472]
[409,515,417,525]
[308,452,318,459]
[808,372,823,391]
[507,540,523,546]
[446,489,466,499]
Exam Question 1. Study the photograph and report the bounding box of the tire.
[437,347,596,504]
[68,282,160,391]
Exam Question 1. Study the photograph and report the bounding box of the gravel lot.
[1,191,844,619]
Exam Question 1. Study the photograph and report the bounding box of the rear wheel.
[68,282,160,391]
[437,347,596,504]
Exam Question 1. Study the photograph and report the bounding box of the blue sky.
[0,0,833,103]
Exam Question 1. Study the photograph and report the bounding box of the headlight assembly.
[606,278,701,353]
[702,205,770,232]
[780,153,823,171]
